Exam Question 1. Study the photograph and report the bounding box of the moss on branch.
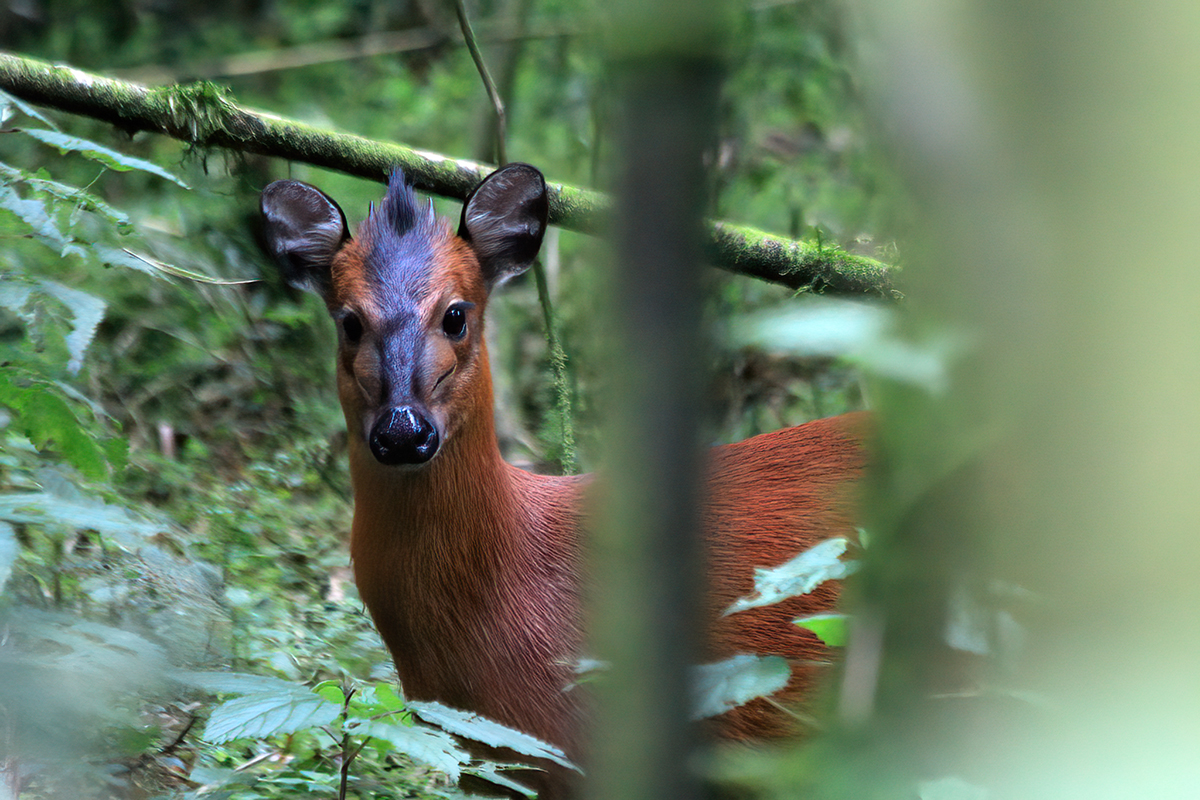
[0,51,898,297]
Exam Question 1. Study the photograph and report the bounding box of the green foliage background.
[0,1,897,796]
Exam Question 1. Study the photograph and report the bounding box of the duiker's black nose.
[369,406,440,465]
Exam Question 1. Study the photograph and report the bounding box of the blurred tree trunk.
[586,2,726,800]
[833,1,1200,798]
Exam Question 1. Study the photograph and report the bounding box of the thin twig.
[337,684,358,800]
[159,713,197,756]
[455,0,507,167]
[454,0,579,472]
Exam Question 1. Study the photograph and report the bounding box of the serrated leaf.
[0,521,17,590]
[691,654,791,720]
[794,613,848,646]
[203,688,340,743]
[21,129,190,189]
[0,180,78,255]
[408,700,580,773]
[351,719,469,781]
[38,280,105,374]
[0,162,133,232]
[725,537,858,616]
[0,378,107,479]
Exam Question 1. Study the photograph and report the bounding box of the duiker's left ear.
[261,179,349,300]
[458,163,548,287]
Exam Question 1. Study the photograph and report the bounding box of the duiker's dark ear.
[261,180,350,299]
[458,163,548,287]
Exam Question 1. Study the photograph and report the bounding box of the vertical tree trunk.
[848,1,1200,797]
[587,3,727,800]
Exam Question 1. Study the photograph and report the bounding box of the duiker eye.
[341,311,364,343]
[442,303,471,340]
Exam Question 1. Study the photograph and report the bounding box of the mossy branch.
[0,51,899,298]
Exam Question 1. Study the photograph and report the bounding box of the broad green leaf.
[314,680,346,706]
[39,280,105,375]
[408,700,580,773]
[0,377,107,479]
[691,653,790,720]
[0,521,17,590]
[725,537,858,616]
[373,682,406,712]
[203,687,340,743]
[21,128,190,189]
[351,719,469,781]
[794,612,849,647]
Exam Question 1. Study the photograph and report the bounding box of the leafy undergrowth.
[0,4,881,786]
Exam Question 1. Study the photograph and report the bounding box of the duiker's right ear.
[261,180,350,298]
[458,163,548,288]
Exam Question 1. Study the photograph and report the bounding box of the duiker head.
[261,164,548,467]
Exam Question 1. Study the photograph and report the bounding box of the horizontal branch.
[0,51,899,298]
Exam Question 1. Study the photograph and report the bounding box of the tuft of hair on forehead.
[358,168,439,264]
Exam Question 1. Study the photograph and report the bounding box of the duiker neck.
[346,345,521,550]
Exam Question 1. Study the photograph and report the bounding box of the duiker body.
[261,164,865,798]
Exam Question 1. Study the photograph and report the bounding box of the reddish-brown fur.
[339,240,865,797]
[264,169,866,799]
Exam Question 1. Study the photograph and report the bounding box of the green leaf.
[314,680,346,706]
[691,654,791,720]
[408,700,580,773]
[351,719,469,781]
[373,682,406,713]
[0,180,82,256]
[203,687,340,743]
[0,377,107,479]
[0,161,132,231]
[20,128,190,189]
[725,537,858,616]
[38,280,105,375]
[794,612,849,646]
